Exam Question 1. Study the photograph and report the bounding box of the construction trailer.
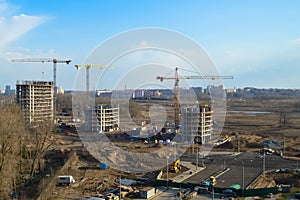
[140,187,156,199]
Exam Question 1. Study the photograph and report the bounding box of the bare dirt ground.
[249,171,300,189]
[22,97,300,199]
[217,98,300,155]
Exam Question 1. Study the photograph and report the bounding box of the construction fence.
[155,180,279,197]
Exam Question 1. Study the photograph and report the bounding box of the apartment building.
[86,104,119,133]
[181,104,213,144]
[16,81,54,125]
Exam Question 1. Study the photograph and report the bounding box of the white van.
[57,175,75,186]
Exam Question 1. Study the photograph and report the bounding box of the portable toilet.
[100,162,107,170]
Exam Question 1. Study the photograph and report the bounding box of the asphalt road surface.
[181,152,298,188]
[182,164,222,183]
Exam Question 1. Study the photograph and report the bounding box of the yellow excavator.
[172,159,181,173]
[210,176,217,186]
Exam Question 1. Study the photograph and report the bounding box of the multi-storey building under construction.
[16,81,54,125]
[181,104,213,144]
[86,104,119,133]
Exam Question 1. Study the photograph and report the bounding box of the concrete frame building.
[181,104,213,144]
[16,81,54,125]
[86,104,119,132]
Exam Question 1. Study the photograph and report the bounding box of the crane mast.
[174,67,180,130]
[12,58,71,122]
[157,67,233,130]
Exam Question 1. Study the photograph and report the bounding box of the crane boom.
[157,75,233,81]
[12,58,71,64]
[75,64,116,70]
[157,67,233,129]
[74,64,116,92]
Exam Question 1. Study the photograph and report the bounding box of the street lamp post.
[242,161,245,197]
[238,136,240,153]
[263,151,265,176]
[192,141,195,154]
[166,156,169,188]
[212,185,214,200]
[174,143,177,161]
[283,137,286,156]
[196,152,199,171]
[202,154,205,168]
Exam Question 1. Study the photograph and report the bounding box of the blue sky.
[1,0,300,90]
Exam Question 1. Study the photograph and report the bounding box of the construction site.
[8,94,300,199]
[1,60,299,199]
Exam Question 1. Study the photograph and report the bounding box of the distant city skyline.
[1,0,300,90]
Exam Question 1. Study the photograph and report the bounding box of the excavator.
[170,159,181,173]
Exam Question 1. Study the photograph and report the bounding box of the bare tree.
[29,120,56,177]
[0,105,26,199]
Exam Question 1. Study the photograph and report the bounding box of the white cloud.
[0,0,18,15]
[0,1,46,50]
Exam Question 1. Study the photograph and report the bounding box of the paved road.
[151,187,182,200]
[181,152,298,187]
[182,164,221,183]
[216,166,261,188]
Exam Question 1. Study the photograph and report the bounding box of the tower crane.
[74,64,116,92]
[157,67,233,129]
[11,58,72,121]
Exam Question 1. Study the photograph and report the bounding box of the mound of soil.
[216,141,234,149]
[274,174,300,187]
[246,142,264,148]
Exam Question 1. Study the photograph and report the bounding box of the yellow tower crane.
[74,64,116,92]
[157,67,233,130]
[11,58,72,121]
